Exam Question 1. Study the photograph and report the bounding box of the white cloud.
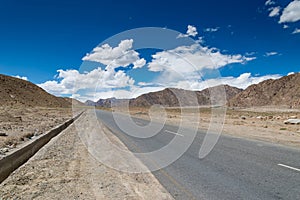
[177,25,198,38]
[133,58,146,69]
[245,52,256,56]
[292,28,300,34]
[195,36,205,44]
[265,51,278,56]
[265,0,276,6]
[147,42,256,90]
[269,6,281,17]
[41,66,280,102]
[72,86,165,102]
[74,90,133,102]
[187,25,198,37]
[279,0,300,23]
[148,43,255,74]
[82,39,146,69]
[288,72,295,75]
[38,67,134,96]
[171,73,281,90]
[138,82,156,86]
[73,73,281,101]
[13,75,28,81]
[283,24,289,28]
[39,25,263,102]
[204,27,220,32]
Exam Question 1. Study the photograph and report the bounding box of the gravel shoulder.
[0,111,173,200]
[127,106,300,148]
[0,107,72,154]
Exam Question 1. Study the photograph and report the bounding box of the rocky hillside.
[130,88,198,107]
[85,98,128,107]
[130,85,242,107]
[228,73,300,108]
[63,97,84,106]
[89,85,242,108]
[0,74,71,107]
[84,100,97,106]
[200,85,243,105]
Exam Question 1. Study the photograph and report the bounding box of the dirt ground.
[0,111,173,200]
[1,105,299,199]
[0,107,72,157]
[126,106,300,148]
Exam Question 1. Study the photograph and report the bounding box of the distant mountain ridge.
[0,74,71,107]
[87,84,242,108]
[87,73,300,108]
[130,85,242,107]
[228,73,300,108]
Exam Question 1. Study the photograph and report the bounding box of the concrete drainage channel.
[0,111,83,183]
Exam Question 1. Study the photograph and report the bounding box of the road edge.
[0,111,84,183]
[86,111,175,199]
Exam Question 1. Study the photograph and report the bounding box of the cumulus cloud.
[279,0,300,23]
[38,67,134,96]
[187,25,198,36]
[73,73,281,101]
[292,28,300,34]
[269,6,281,17]
[148,43,255,73]
[132,58,146,69]
[73,90,133,102]
[204,27,220,32]
[13,75,28,81]
[283,24,289,28]
[39,25,263,101]
[288,72,295,75]
[82,39,146,69]
[265,51,279,56]
[195,36,205,44]
[39,67,280,102]
[265,0,276,6]
[177,25,198,38]
[138,82,156,86]
[168,73,281,91]
[72,86,165,102]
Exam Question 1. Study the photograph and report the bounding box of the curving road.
[97,110,300,200]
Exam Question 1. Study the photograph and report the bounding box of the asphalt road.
[96,110,300,200]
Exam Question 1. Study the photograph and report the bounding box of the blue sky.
[0,0,300,101]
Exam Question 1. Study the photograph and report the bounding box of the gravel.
[0,112,173,200]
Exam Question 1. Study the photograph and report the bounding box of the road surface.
[96,110,300,200]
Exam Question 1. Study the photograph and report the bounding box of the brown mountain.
[90,85,242,108]
[130,88,198,107]
[130,85,242,107]
[199,85,243,105]
[63,97,84,106]
[228,73,300,108]
[85,98,129,107]
[0,74,71,107]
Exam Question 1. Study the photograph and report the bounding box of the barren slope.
[90,85,242,108]
[228,73,300,108]
[0,74,70,108]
